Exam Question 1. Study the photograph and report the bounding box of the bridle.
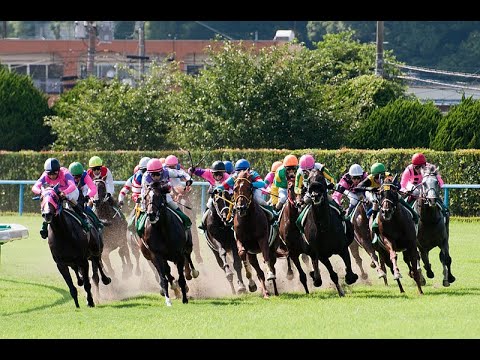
[379,183,398,221]
[233,174,253,217]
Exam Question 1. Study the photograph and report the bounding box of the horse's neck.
[418,201,442,223]
[311,201,329,225]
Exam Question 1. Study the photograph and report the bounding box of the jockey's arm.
[105,168,115,195]
[83,172,97,198]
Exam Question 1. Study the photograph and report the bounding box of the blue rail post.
[19,184,24,216]
[444,188,449,208]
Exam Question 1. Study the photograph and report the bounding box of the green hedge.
[1,149,479,216]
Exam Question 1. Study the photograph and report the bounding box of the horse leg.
[175,258,189,304]
[349,240,368,280]
[340,247,359,285]
[319,256,344,297]
[151,257,173,306]
[286,256,294,280]
[383,239,402,281]
[79,260,95,307]
[247,253,269,298]
[190,222,203,264]
[419,246,434,279]
[267,246,279,296]
[440,242,455,286]
[118,241,134,280]
[90,260,101,303]
[310,256,322,287]
[291,253,309,294]
[404,249,424,295]
[101,248,115,279]
[57,263,80,308]
[72,265,84,286]
[231,249,247,294]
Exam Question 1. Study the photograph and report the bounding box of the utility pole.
[375,21,384,78]
[2,21,6,38]
[86,21,96,77]
[138,21,145,77]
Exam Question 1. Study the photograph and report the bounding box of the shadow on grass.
[0,278,72,316]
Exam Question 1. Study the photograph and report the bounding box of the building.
[0,38,283,96]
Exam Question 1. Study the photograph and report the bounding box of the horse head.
[93,179,108,204]
[41,184,61,224]
[420,165,441,207]
[145,182,168,224]
[378,182,399,221]
[306,169,327,206]
[233,170,253,217]
[213,190,233,225]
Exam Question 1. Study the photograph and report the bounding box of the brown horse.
[277,180,310,293]
[348,200,387,281]
[233,169,278,298]
[93,179,133,280]
[139,182,198,306]
[38,185,111,308]
[415,165,455,287]
[203,190,251,294]
[302,169,358,297]
[376,181,424,294]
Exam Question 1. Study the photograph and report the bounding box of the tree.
[351,99,442,149]
[431,97,480,150]
[0,66,53,150]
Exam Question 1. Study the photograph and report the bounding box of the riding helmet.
[44,158,60,172]
[235,159,250,171]
[138,157,151,170]
[68,162,84,176]
[283,154,298,168]
[147,158,163,173]
[348,164,364,177]
[211,161,226,172]
[165,155,178,167]
[370,162,386,175]
[412,153,427,166]
[270,161,283,173]
[299,154,315,170]
[223,161,234,174]
[89,156,103,168]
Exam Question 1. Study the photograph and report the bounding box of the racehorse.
[302,169,358,297]
[277,180,309,293]
[139,181,197,306]
[376,180,424,294]
[39,185,111,308]
[203,190,250,295]
[233,169,278,298]
[415,165,455,287]
[93,179,133,280]
[348,200,387,281]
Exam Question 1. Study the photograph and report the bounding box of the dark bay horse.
[204,190,250,295]
[93,179,133,280]
[302,169,358,297]
[277,180,309,293]
[348,200,387,281]
[233,169,278,298]
[376,181,424,294]
[39,186,111,308]
[415,166,455,287]
[140,182,197,306]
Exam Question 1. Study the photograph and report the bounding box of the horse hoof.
[427,270,434,279]
[237,285,247,294]
[346,273,358,285]
[377,270,387,279]
[448,275,456,283]
[248,283,257,293]
[185,273,192,281]
[192,269,200,278]
[361,273,369,280]
[166,299,172,307]
[370,261,376,269]
[313,279,322,287]
[102,276,112,285]
[443,280,450,287]
[286,271,294,281]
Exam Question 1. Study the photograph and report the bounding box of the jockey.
[214,158,275,221]
[332,163,368,216]
[273,155,299,212]
[68,161,104,231]
[355,162,418,234]
[32,158,91,239]
[118,165,139,208]
[400,152,449,216]
[189,160,230,230]
[140,158,192,230]
[223,160,234,175]
[129,157,151,206]
[263,160,282,205]
[87,156,116,207]
[294,154,338,209]
[164,154,193,196]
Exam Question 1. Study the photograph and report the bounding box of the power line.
[390,62,480,80]
[398,75,480,92]
[194,21,234,40]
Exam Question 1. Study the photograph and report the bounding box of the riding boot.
[172,207,192,230]
[73,203,92,232]
[39,222,48,239]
